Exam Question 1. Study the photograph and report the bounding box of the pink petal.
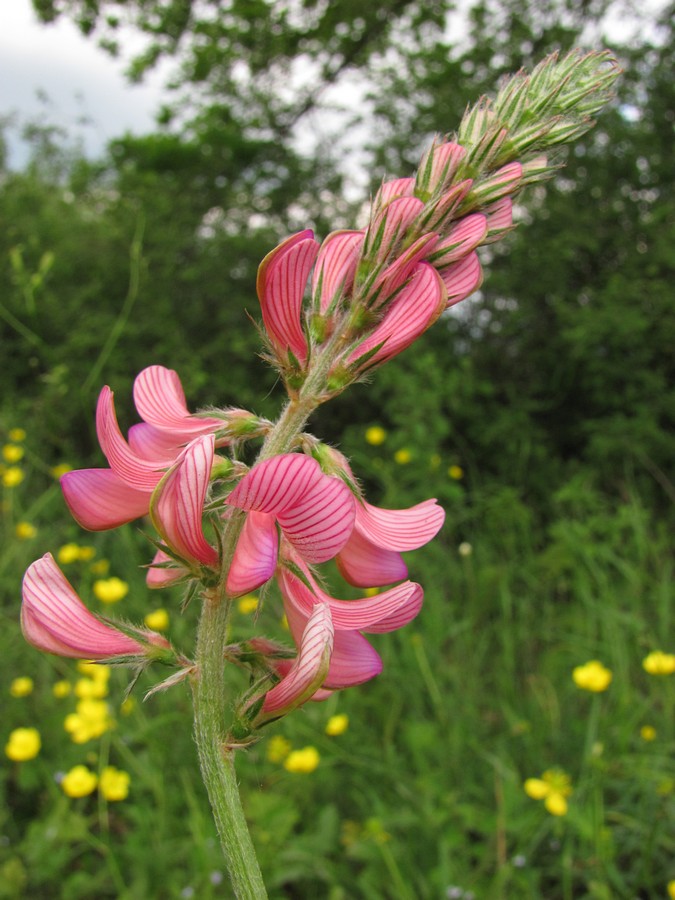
[372,196,425,251]
[484,197,514,240]
[227,454,319,514]
[146,549,189,588]
[21,554,144,659]
[61,468,152,530]
[431,214,488,266]
[367,232,440,308]
[440,252,483,307]
[226,511,279,596]
[133,365,222,437]
[151,435,218,567]
[355,498,446,551]
[325,631,383,689]
[96,386,174,490]
[416,141,467,194]
[336,528,408,588]
[349,262,446,368]
[257,230,319,364]
[276,474,355,563]
[373,177,416,209]
[128,423,185,461]
[311,230,364,313]
[262,602,334,714]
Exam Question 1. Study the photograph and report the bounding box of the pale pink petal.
[431,214,488,266]
[146,549,189,588]
[96,386,174,490]
[262,602,334,714]
[21,554,144,659]
[367,232,440,308]
[476,161,523,203]
[440,252,483,307]
[483,197,514,241]
[373,177,416,209]
[349,263,446,368]
[279,566,423,633]
[133,365,222,437]
[151,435,218,567]
[417,141,467,194]
[128,423,185,461]
[226,511,278,596]
[61,468,151,530]
[257,230,319,364]
[277,474,355,563]
[325,631,383,689]
[355,498,446,551]
[311,230,364,313]
[226,454,318,514]
[336,528,408,588]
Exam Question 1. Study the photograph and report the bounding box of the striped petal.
[146,549,189,588]
[336,528,408,588]
[151,435,218,568]
[440,252,483,307]
[367,232,439,309]
[355,498,446,551]
[96,386,174,490]
[133,365,222,437]
[373,177,416,209]
[21,554,145,659]
[431,214,488,267]
[311,230,363,313]
[226,511,278,596]
[128,423,185,461]
[261,602,333,715]
[349,263,446,369]
[61,468,151,530]
[257,230,319,364]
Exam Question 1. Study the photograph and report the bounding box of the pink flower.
[278,558,424,689]
[61,366,221,531]
[21,553,163,659]
[311,230,363,314]
[225,454,355,595]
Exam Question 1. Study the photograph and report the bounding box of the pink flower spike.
[431,214,488,267]
[21,554,146,659]
[416,141,467,195]
[96,386,174,491]
[133,366,222,437]
[151,435,218,568]
[257,230,320,364]
[261,602,334,716]
[226,511,278,596]
[311,230,364,313]
[348,263,446,369]
[61,468,152,530]
[440,252,483,307]
[146,549,189,588]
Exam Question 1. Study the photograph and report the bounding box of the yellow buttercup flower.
[642,650,675,676]
[64,698,113,743]
[8,428,26,442]
[640,725,657,742]
[15,521,37,540]
[284,746,320,773]
[90,559,110,576]
[61,765,98,798]
[362,587,380,597]
[448,464,464,480]
[74,677,109,700]
[365,426,387,446]
[50,463,72,479]
[394,448,412,465]
[77,546,96,562]
[99,766,130,802]
[77,662,110,681]
[10,677,34,698]
[58,543,82,564]
[668,880,675,900]
[266,735,292,763]
[144,608,170,631]
[53,680,72,698]
[572,660,613,692]
[3,444,24,463]
[93,577,129,604]
[524,769,573,816]
[2,467,24,487]
[325,714,349,736]
[5,727,41,761]
[237,595,259,615]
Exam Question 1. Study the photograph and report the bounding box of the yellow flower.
[53,680,72,698]
[642,650,675,676]
[237,595,259,615]
[362,587,380,597]
[524,769,573,816]
[284,746,320,773]
[325,714,349,736]
[77,546,96,562]
[77,662,110,681]
[572,660,613,692]
[365,426,387,446]
[448,464,464,480]
[15,521,37,540]
[93,577,129,604]
[144,608,170,631]
[64,698,113,743]
[458,541,473,557]
[99,766,130,801]
[8,428,26,442]
[266,735,292,763]
[90,558,110,576]
[74,677,108,700]
[57,543,82,564]
[50,463,72,479]
[2,467,24,487]
[120,697,136,716]
[61,765,98,798]
[5,727,41,761]
[10,677,34,698]
[394,448,412,465]
[3,444,24,463]
[640,725,657,742]
[668,881,675,900]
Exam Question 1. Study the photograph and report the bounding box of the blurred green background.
[1,1,673,897]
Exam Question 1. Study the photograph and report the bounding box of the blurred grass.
[1,420,673,899]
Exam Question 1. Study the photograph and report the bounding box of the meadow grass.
[1,423,673,899]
